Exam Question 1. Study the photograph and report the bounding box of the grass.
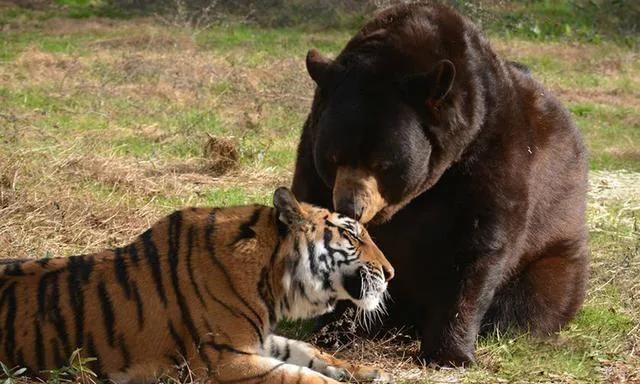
[0,2,639,383]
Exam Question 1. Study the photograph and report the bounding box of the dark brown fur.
[292,3,588,365]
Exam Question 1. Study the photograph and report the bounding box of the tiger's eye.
[344,230,361,245]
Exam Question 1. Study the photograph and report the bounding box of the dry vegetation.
[0,5,639,383]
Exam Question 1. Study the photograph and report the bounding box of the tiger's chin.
[353,289,387,311]
[342,271,388,313]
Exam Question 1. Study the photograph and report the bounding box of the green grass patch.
[149,187,273,210]
[472,305,633,382]
[276,319,315,340]
[482,0,639,46]
[0,31,97,61]
[570,103,640,171]
[197,24,349,59]
[201,186,271,207]
[573,306,633,338]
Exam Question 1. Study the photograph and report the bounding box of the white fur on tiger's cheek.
[281,236,337,320]
[348,270,388,313]
[354,286,386,311]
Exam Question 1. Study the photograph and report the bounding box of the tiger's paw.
[352,366,392,383]
[324,366,350,381]
[327,366,391,383]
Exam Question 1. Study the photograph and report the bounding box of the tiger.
[0,187,394,383]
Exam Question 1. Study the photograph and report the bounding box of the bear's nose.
[335,198,363,221]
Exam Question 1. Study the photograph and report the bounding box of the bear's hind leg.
[483,239,588,336]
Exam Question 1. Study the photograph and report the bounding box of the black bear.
[292,3,588,366]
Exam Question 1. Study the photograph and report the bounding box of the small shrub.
[44,349,99,384]
[0,362,26,384]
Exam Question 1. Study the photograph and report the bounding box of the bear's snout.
[335,196,364,221]
[333,167,387,223]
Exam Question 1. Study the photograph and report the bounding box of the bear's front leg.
[418,232,511,367]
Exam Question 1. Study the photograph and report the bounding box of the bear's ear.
[306,49,334,87]
[273,187,306,228]
[401,59,456,108]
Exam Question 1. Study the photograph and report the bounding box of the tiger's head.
[273,187,394,321]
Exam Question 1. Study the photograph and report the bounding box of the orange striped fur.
[0,188,393,383]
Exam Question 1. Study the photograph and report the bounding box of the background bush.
[42,0,639,44]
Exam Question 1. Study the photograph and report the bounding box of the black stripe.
[37,271,56,315]
[281,341,290,362]
[258,242,282,325]
[141,229,167,306]
[37,270,71,358]
[276,216,289,238]
[281,295,290,315]
[51,338,64,368]
[202,316,214,334]
[0,283,17,365]
[324,228,355,267]
[15,349,25,372]
[167,354,182,367]
[232,207,261,244]
[67,255,93,348]
[118,335,131,369]
[257,267,277,325]
[185,226,205,306]
[35,320,45,370]
[307,237,318,274]
[97,281,116,347]
[202,340,253,356]
[3,263,24,276]
[114,248,131,299]
[168,211,182,261]
[128,244,140,265]
[295,280,322,307]
[36,258,51,268]
[204,210,265,343]
[204,284,264,346]
[168,321,187,358]
[130,282,145,330]
[167,213,213,371]
[85,333,103,378]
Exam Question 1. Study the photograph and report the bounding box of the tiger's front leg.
[213,354,342,384]
[262,335,391,382]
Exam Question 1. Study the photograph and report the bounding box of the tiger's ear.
[273,187,306,228]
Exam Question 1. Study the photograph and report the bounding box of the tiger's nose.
[383,265,394,282]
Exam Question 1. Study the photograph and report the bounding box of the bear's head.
[303,4,487,224]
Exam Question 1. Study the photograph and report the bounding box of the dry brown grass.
[0,149,290,259]
[493,39,640,110]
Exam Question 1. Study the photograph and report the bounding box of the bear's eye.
[372,161,393,172]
